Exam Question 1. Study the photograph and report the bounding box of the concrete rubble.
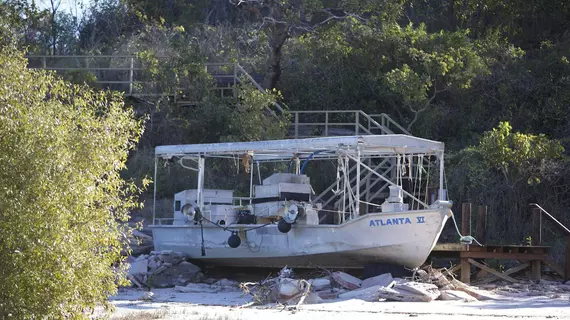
[125,250,204,289]
[238,265,493,306]
[124,255,570,307]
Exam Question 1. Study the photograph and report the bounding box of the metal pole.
[197,156,205,210]
[325,112,329,137]
[346,153,429,208]
[294,113,299,138]
[439,151,445,200]
[356,148,361,216]
[249,155,254,205]
[256,161,262,185]
[129,57,134,95]
[152,157,158,224]
[355,111,359,135]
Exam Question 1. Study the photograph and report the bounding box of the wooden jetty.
[430,203,570,284]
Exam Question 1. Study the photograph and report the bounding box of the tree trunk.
[263,27,288,90]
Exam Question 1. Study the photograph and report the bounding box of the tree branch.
[406,81,449,132]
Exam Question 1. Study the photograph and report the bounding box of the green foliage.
[0,46,145,318]
[476,121,564,185]
[448,122,568,244]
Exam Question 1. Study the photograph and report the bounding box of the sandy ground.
[103,287,570,320]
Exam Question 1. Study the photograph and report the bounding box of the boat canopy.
[155,135,445,161]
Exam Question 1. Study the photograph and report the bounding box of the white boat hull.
[150,208,451,269]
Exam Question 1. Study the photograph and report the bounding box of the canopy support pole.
[345,153,429,208]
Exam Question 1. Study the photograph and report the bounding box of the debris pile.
[239,265,502,306]
[127,230,154,256]
[126,250,204,288]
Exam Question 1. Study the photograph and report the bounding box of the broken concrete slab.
[361,273,395,289]
[378,287,432,302]
[332,271,362,290]
[338,284,387,302]
[394,282,440,301]
[128,259,148,275]
[315,289,341,300]
[309,278,331,291]
[174,283,219,293]
[439,290,478,302]
[278,278,303,299]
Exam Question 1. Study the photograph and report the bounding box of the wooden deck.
[430,243,560,284]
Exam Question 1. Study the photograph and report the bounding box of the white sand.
[104,287,570,320]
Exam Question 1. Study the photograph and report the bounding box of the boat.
[149,134,453,269]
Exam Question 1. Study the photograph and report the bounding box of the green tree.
[0,46,145,318]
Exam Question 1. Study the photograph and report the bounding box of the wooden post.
[531,208,542,281]
[476,206,487,245]
[532,208,542,246]
[566,235,570,281]
[461,203,472,236]
[461,259,471,284]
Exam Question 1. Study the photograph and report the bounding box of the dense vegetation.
[1,0,570,314]
[0,44,144,318]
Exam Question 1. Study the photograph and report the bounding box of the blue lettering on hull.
[369,216,424,227]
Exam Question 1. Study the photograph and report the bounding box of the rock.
[150,250,160,255]
[128,259,148,275]
[539,280,562,286]
[159,252,185,265]
[557,284,570,291]
[303,292,324,304]
[152,262,171,275]
[278,278,303,299]
[202,278,218,285]
[416,269,429,281]
[213,278,240,291]
[309,278,331,291]
[332,271,362,290]
[136,254,149,261]
[160,250,173,255]
[316,289,341,300]
[149,261,203,288]
[279,266,294,278]
[480,284,497,290]
[140,291,154,301]
[394,282,440,302]
[133,230,153,241]
[128,274,146,288]
[338,284,387,302]
[439,290,478,302]
[361,273,395,289]
[378,287,432,302]
[148,258,159,272]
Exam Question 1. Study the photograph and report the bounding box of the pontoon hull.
[150,209,451,269]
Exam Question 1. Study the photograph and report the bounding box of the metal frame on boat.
[150,134,453,269]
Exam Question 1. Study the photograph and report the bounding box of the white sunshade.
[155,135,444,161]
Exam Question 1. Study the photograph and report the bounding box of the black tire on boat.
[278,219,292,233]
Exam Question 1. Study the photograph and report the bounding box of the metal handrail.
[26,55,284,116]
[369,113,410,135]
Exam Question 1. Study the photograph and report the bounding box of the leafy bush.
[0,46,145,318]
